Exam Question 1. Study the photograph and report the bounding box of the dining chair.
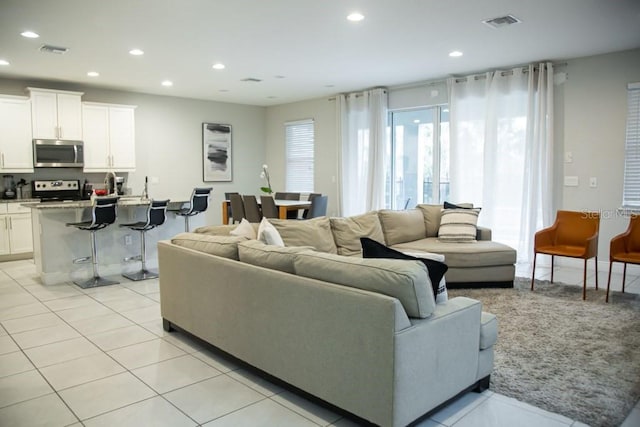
[531,210,600,300]
[302,193,322,219]
[260,195,279,218]
[225,192,239,223]
[228,194,245,224]
[275,192,301,218]
[606,214,640,302]
[242,195,263,222]
[306,195,328,219]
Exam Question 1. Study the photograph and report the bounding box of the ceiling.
[1,0,640,107]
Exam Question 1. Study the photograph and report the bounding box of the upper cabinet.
[82,102,136,172]
[0,96,34,172]
[28,88,83,140]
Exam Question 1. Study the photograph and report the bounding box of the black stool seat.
[66,197,119,289]
[120,199,169,281]
[173,187,212,231]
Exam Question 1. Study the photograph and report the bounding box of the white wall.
[560,48,640,263]
[0,78,266,225]
[265,97,339,216]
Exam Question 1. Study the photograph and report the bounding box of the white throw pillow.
[402,251,448,304]
[230,218,257,240]
[438,208,480,242]
[257,217,285,247]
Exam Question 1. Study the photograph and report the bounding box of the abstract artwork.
[203,122,232,181]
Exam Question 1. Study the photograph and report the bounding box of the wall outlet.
[589,177,597,188]
[124,234,132,245]
[564,151,573,163]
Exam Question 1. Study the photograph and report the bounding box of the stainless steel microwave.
[33,139,84,168]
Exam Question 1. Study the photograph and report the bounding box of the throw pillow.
[401,251,448,304]
[230,218,257,240]
[360,237,448,302]
[257,217,285,247]
[438,208,480,242]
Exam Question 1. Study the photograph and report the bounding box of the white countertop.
[22,198,187,210]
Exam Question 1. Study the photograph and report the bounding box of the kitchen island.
[24,198,202,285]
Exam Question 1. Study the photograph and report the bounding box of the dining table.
[221,198,311,224]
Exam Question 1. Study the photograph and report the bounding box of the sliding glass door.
[385,106,449,209]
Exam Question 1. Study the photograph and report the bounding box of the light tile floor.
[0,259,638,427]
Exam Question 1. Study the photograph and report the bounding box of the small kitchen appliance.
[32,179,81,202]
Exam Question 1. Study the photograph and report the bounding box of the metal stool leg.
[184,215,190,232]
[74,230,119,289]
[123,230,159,281]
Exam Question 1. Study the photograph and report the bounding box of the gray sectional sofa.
[158,205,509,426]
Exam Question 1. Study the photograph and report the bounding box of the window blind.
[285,119,314,192]
[623,82,640,207]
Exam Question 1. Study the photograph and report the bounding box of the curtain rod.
[327,88,387,102]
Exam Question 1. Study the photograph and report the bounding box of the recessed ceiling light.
[0,59,9,66]
[449,51,463,57]
[87,71,99,77]
[413,119,421,124]
[324,84,335,88]
[347,12,365,22]
[129,48,144,56]
[20,31,39,38]
[274,75,286,79]
[212,63,225,70]
[161,80,173,87]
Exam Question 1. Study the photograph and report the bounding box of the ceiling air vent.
[240,77,262,83]
[39,44,69,54]
[482,14,521,29]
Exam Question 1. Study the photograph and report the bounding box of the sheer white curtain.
[447,63,554,262]
[338,88,388,216]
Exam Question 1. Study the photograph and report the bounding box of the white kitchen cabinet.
[0,203,32,256]
[82,102,136,172]
[28,88,83,140]
[0,96,34,172]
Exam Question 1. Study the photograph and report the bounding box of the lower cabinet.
[0,203,33,256]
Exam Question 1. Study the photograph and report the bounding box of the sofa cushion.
[360,238,448,303]
[438,208,480,242]
[391,238,517,268]
[194,224,238,236]
[238,240,313,274]
[330,212,385,256]
[269,217,338,254]
[480,312,498,350]
[378,209,426,246]
[294,251,435,318]
[230,218,257,240]
[401,251,448,304]
[258,217,285,246]
[171,233,245,260]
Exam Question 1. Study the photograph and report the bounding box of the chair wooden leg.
[582,259,587,300]
[606,261,613,303]
[550,255,555,283]
[531,252,537,291]
[622,263,627,293]
[594,256,598,290]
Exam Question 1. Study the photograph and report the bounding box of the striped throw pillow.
[438,208,480,242]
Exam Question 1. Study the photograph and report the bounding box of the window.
[385,107,449,209]
[623,82,640,208]
[285,119,314,192]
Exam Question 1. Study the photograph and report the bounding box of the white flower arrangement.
[260,164,273,194]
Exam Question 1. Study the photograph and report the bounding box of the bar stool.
[175,187,212,231]
[120,199,170,281]
[66,197,119,289]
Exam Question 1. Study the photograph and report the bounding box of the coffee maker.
[2,175,16,199]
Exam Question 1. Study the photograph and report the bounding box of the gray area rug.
[448,277,640,427]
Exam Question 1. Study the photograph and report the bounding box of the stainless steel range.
[32,180,81,202]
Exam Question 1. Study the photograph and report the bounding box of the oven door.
[33,139,84,167]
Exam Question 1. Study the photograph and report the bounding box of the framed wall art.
[202,122,232,182]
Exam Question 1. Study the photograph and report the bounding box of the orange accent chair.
[531,210,600,300]
[606,215,640,303]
